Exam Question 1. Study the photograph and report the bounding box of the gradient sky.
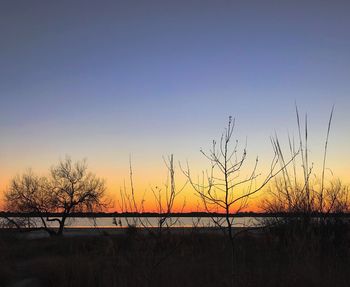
[1,1,349,211]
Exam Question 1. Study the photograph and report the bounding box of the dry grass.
[1,224,350,287]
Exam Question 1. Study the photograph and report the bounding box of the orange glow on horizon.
[1,165,348,213]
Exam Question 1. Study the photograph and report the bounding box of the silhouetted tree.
[182,116,296,286]
[116,154,186,231]
[142,155,186,233]
[4,157,107,236]
[115,154,186,287]
[3,171,55,234]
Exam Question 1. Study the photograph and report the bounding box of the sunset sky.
[0,1,349,211]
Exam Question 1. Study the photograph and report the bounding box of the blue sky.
[0,1,349,203]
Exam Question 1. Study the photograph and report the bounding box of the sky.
[0,0,349,211]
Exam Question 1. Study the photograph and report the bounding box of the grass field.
[1,222,350,287]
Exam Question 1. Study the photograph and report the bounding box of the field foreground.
[1,224,350,287]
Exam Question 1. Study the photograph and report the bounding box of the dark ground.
[1,223,350,287]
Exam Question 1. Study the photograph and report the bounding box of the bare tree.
[115,155,186,287]
[141,154,186,234]
[182,116,296,285]
[49,157,107,235]
[3,171,56,235]
[116,154,186,232]
[3,157,107,236]
[115,155,142,228]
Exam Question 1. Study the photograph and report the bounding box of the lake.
[17,216,267,228]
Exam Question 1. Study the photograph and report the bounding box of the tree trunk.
[229,233,235,287]
[57,216,67,236]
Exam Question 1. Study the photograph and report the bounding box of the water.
[14,216,266,228]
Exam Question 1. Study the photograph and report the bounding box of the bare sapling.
[182,116,297,286]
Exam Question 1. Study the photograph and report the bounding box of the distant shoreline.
[1,211,350,218]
